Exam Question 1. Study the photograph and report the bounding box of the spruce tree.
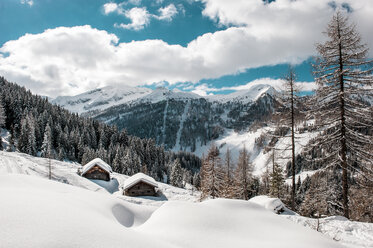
[41,123,53,158]
[0,100,5,127]
[269,162,285,199]
[0,100,5,150]
[170,159,183,188]
[310,12,373,218]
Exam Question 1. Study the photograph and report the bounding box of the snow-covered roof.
[82,158,112,175]
[123,173,158,190]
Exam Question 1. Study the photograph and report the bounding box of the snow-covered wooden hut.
[81,158,112,181]
[123,173,158,196]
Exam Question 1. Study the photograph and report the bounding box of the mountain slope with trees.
[0,77,201,184]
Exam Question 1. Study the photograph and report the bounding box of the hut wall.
[125,181,156,196]
[83,165,110,181]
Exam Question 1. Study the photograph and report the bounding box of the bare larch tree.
[268,67,301,209]
[311,12,373,218]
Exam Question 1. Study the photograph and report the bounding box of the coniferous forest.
[0,77,201,183]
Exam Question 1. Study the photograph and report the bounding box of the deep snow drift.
[0,151,200,206]
[0,174,342,248]
[0,151,372,248]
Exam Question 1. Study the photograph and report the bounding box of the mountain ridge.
[52,83,278,115]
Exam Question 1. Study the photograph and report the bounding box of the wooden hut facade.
[81,158,112,181]
[123,173,158,196]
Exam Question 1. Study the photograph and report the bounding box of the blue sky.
[0,0,372,97]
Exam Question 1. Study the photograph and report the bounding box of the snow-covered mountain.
[52,85,152,114]
[53,83,277,153]
[50,83,318,181]
[207,84,277,104]
[52,84,277,114]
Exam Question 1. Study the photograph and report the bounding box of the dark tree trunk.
[337,23,349,219]
[290,73,296,210]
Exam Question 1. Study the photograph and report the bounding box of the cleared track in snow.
[174,99,190,151]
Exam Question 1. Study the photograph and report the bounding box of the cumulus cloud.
[1,0,372,97]
[0,26,120,96]
[156,4,178,21]
[114,7,151,30]
[200,0,373,55]
[105,2,179,30]
[103,3,119,15]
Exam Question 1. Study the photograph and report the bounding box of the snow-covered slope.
[0,151,371,248]
[0,173,343,248]
[0,151,200,205]
[139,87,202,103]
[250,196,373,248]
[193,124,317,178]
[52,85,152,114]
[207,84,276,103]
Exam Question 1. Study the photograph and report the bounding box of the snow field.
[0,151,371,248]
[0,173,342,248]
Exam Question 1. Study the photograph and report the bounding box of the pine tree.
[81,147,94,166]
[112,145,123,173]
[41,123,53,158]
[193,172,201,189]
[170,159,183,188]
[310,12,373,218]
[0,100,5,127]
[269,162,285,198]
[0,100,5,150]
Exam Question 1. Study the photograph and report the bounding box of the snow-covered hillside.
[192,124,317,180]
[1,151,372,248]
[1,172,343,248]
[0,151,200,206]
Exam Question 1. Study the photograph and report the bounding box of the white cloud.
[0,26,120,96]
[156,4,178,21]
[105,2,179,30]
[103,3,119,15]
[1,0,372,97]
[20,0,33,6]
[190,78,316,96]
[114,7,151,30]
[199,0,373,56]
